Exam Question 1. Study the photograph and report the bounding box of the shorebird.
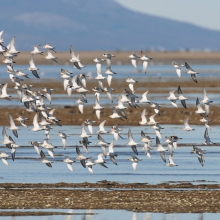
[79,137,91,154]
[8,114,20,138]
[150,102,161,116]
[105,67,116,87]
[31,44,44,55]
[103,87,114,103]
[127,129,139,155]
[201,87,213,117]
[173,62,183,78]
[107,140,118,165]
[140,131,154,144]
[57,131,70,150]
[42,88,54,104]
[192,146,206,166]
[109,107,124,120]
[139,108,147,125]
[185,62,199,83]
[2,127,14,146]
[78,122,91,138]
[182,117,194,131]
[128,53,140,68]
[43,43,56,53]
[165,135,182,149]
[203,128,215,145]
[85,158,96,174]
[139,91,151,103]
[124,76,138,92]
[156,136,167,162]
[14,116,29,128]
[166,155,178,167]
[69,45,84,69]
[40,139,55,158]
[97,134,110,146]
[102,53,115,67]
[93,96,105,120]
[45,49,58,63]
[151,123,164,139]
[75,146,91,168]
[31,113,44,132]
[63,156,75,172]
[96,120,108,134]
[40,150,53,168]
[200,114,212,130]
[177,86,188,108]
[0,151,10,166]
[195,97,205,115]
[30,141,41,155]
[84,119,96,134]
[0,83,11,100]
[7,36,20,54]
[94,153,108,168]
[167,90,178,108]
[109,124,123,141]
[0,30,4,43]
[142,142,153,158]
[27,54,40,78]
[140,51,152,73]
[128,156,142,171]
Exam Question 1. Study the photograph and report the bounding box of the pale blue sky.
[114,0,220,31]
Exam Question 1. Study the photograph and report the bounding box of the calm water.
[0,209,220,220]
[0,124,219,184]
[1,63,220,80]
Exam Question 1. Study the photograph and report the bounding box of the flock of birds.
[0,30,215,175]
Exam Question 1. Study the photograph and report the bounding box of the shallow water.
[0,124,220,184]
[0,209,220,220]
[1,64,220,80]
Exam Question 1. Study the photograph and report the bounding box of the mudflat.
[1,78,219,126]
[0,181,220,213]
[7,50,220,65]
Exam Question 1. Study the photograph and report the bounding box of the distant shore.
[7,50,220,65]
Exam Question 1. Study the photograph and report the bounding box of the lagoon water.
[0,124,220,184]
[1,63,220,218]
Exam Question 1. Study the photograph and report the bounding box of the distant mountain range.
[3,0,220,51]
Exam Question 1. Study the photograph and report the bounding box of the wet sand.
[1,78,220,126]
[0,181,220,213]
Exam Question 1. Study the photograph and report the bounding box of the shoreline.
[0,79,219,126]
[0,181,220,213]
[4,51,220,65]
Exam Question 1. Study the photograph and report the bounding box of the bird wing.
[96,109,101,120]
[33,113,40,128]
[108,140,114,153]
[132,162,138,171]
[160,151,166,162]
[8,114,16,127]
[185,62,194,71]
[143,61,148,73]
[191,74,197,83]
[110,155,117,165]
[131,145,138,155]
[131,59,137,68]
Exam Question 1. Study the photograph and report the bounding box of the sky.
[114,0,220,31]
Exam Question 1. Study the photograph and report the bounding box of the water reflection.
[0,210,218,220]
